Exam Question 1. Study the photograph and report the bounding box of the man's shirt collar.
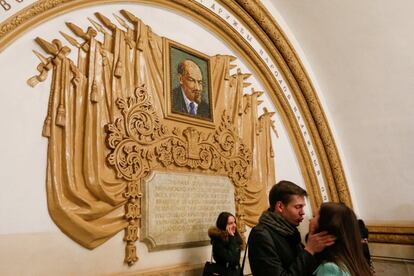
[181,87,198,114]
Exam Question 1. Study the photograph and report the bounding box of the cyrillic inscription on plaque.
[141,171,235,251]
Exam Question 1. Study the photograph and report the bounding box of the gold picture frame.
[163,38,214,128]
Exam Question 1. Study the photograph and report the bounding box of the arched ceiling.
[0,0,411,244]
[263,0,414,223]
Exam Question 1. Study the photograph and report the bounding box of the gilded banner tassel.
[115,59,123,78]
[55,104,66,127]
[90,80,98,103]
[42,116,51,137]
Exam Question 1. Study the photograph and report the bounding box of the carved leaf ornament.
[29,10,275,265]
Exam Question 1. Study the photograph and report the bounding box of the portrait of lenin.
[170,46,211,120]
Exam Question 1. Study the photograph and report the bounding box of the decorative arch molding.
[0,2,349,219]
[3,0,412,248]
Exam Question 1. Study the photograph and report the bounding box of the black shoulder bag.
[202,249,226,276]
[202,242,248,276]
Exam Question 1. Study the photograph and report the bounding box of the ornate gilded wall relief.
[0,0,409,246]
[28,10,276,265]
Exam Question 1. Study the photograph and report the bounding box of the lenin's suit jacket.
[171,86,211,118]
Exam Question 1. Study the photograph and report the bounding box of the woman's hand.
[226,224,235,236]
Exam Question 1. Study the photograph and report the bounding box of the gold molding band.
[0,0,408,245]
[368,225,414,245]
[232,0,350,206]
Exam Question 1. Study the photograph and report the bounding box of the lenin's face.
[179,61,203,104]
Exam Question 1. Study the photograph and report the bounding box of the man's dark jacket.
[248,211,317,276]
[171,86,210,118]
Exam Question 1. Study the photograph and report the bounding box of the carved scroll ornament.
[28,10,276,265]
[106,85,253,264]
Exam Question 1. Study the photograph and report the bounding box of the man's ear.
[275,201,284,213]
[178,73,183,85]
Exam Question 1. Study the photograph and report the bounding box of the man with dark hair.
[248,180,336,276]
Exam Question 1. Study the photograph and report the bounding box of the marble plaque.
[141,171,235,251]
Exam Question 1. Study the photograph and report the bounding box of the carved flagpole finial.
[113,13,130,30]
[88,17,107,35]
[229,55,237,62]
[65,22,89,41]
[94,12,117,31]
[120,9,139,24]
[35,37,58,55]
[59,31,81,48]
[32,50,49,64]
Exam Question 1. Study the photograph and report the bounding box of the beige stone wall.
[374,259,414,276]
[371,242,414,276]
[264,0,414,225]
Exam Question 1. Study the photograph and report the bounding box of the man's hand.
[304,231,336,255]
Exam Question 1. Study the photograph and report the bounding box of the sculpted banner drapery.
[29,10,276,265]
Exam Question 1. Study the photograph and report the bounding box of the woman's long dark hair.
[216,212,244,247]
[316,203,371,276]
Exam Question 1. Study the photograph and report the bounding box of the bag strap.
[240,239,248,275]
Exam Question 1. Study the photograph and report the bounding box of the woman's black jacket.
[208,227,243,275]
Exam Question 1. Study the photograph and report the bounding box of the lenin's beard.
[193,90,202,104]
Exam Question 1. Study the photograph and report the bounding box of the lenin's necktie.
[189,102,196,115]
